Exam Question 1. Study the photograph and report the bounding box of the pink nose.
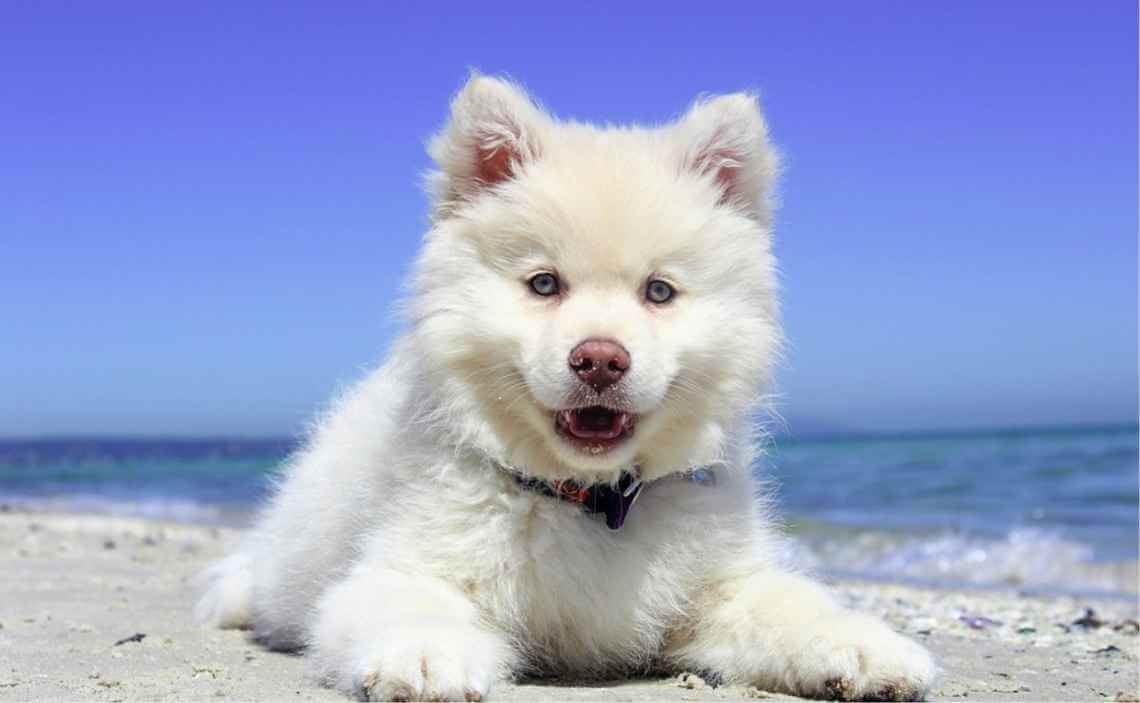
[568,339,630,392]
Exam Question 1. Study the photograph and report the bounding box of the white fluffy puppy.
[197,75,935,702]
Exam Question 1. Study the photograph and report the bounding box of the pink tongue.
[564,409,624,439]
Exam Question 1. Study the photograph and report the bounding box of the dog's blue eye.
[529,273,560,296]
[646,279,675,304]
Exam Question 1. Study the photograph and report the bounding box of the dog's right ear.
[427,74,548,212]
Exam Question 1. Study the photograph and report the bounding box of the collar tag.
[603,474,642,530]
[509,468,644,530]
[621,478,643,497]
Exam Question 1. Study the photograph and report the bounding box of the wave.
[788,522,1138,597]
[5,493,1134,598]
[0,494,255,527]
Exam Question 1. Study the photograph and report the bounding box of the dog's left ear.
[428,74,549,212]
[676,93,779,221]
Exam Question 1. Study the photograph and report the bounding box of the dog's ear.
[428,74,548,211]
[676,93,779,221]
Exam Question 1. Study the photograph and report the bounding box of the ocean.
[1,425,1136,597]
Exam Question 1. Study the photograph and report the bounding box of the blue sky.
[3,2,1136,437]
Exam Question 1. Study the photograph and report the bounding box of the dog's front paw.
[349,621,506,702]
[783,613,935,701]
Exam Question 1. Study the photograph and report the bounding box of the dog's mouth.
[554,406,635,454]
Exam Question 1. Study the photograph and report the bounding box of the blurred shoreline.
[1,423,1137,598]
[2,498,1136,601]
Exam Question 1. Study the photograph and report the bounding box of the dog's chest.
[419,487,705,670]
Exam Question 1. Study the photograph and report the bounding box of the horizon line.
[1,420,1135,446]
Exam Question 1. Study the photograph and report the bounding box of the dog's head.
[410,75,781,483]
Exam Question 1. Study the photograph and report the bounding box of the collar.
[513,470,644,530]
[506,464,717,530]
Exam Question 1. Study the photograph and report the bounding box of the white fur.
[197,75,935,701]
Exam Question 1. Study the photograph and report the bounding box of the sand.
[0,511,1136,702]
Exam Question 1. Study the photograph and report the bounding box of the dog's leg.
[193,551,254,630]
[666,569,935,701]
[308,560,514,702]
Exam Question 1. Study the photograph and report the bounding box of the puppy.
[197,74,935,702]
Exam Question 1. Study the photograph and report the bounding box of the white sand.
[0,511,1136,702]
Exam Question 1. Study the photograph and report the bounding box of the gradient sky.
[4,2,1136,437]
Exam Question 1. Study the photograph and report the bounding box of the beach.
[1,511,1136,702]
